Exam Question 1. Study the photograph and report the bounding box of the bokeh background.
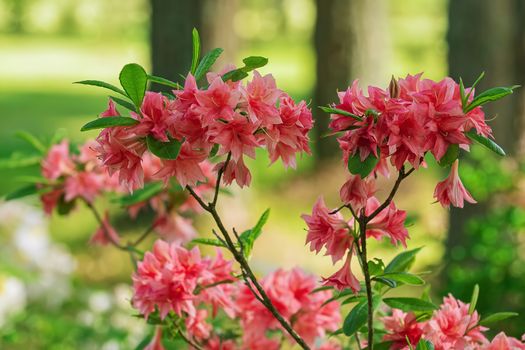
[0,0,524,348]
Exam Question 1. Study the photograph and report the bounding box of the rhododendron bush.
[4,29,524,349]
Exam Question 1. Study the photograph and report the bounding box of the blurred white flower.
[89,291,112,314]
[0,276,27,326]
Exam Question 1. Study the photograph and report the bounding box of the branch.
[85,201,128,251]
[186,153,311,350]
[177,329,203,350]
[365,166,415,224]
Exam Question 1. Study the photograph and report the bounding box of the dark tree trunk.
[313,0,354,162]
[446,0,525,270]
[150,0,204,91]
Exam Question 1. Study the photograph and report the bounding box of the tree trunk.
[313,0,354,162]
[150,0,204,91]
[446,0,525,273]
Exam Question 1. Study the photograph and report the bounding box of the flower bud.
[388,75,399,98]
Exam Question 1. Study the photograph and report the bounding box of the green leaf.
[383,297,438,312]
[0,154,41,169]
[479,312,518,326]
[147,75,180,89]
[341,295,366,305]
[80,116,139,131]
[368,259,385,276]
[242,56,268,70]
[463,72,485,108]
[465,85,518,112]
[239,209,270,258]
[191,28,201,74]
[465,131,506,156]
[146,135,182,160]
[221,69,249,82]
[57,196,75,216]
[374,277,397,288]
[343,295,381,336]
[5,184,39,201]
[190,238,226,248]
[468,284,479,315]
[416,339,435,350]
[459,78,466,108]
[15,131,47,154]
[319,106,362,121]
[438,144,459,167]
[209,144,220,158]
[118,182,164,206]
[377,272,424,286]
[194,48,224,81]
[110,96,137,112]
[343,300,368,336]
[384,247,422,273]
[119,63,148,109]
[347,148,380,178]
[74,80,127,96]
[221,56,268,82]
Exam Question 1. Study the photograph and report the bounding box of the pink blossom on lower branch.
[302,197,353,263]
[381,309,424,350]
[322,252,360,293]
[424,294,488,350]
[434,159,476,208]
[481,332,525,350]
[236,268,341,348]
[144,327,165,350]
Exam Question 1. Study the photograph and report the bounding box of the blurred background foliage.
[0,0,524,348]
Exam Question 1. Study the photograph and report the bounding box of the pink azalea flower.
[132,241,207,319]
[185,309,212,341]
[101,99,120,117]
[220,158,252,188]
[64,171,104,203]
[153,213,197,244]
[322,252,360,293]
[365,197,409,247]
[482,332,525,350]
[89,211,120,246]
[425,294,488,350]
[204,337,237,350]
[41,140,75,180]
[95,126,147,192]
[316,342,342,350]
[434,160,476,208]
[139,91,174,142]
[302,197,353,263]
[237,268,340,348]
[144,327,165,350]
[265,95,313,168]
[209,113,260,161]
[40,189,63,216]
[382,309,424,350]
[153,143,208,188]
[195,76,240,126]
[241,70,282,126]
[339,175,376,212]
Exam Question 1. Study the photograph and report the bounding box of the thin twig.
[177,329,203,350]
[132,222,156,247]
[186,153,311,350]
[85,201,127,251]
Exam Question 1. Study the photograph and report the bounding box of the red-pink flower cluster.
[381,295,525,350]
[40,139,121,215]
[38,138,215,245]
[95,71,313,191]
[329,74,483,208]
[132,241,341,349]
[132,240,235,325]
[236,268,341,349]
[302,195,408,292]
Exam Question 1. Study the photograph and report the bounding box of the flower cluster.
[382,295,525,350]
[328,74,489,208]
[132,240,341,350]
[38,138,215,245]
[303,195,408,292]
[39,139,121,215]
[95,71,313,191]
